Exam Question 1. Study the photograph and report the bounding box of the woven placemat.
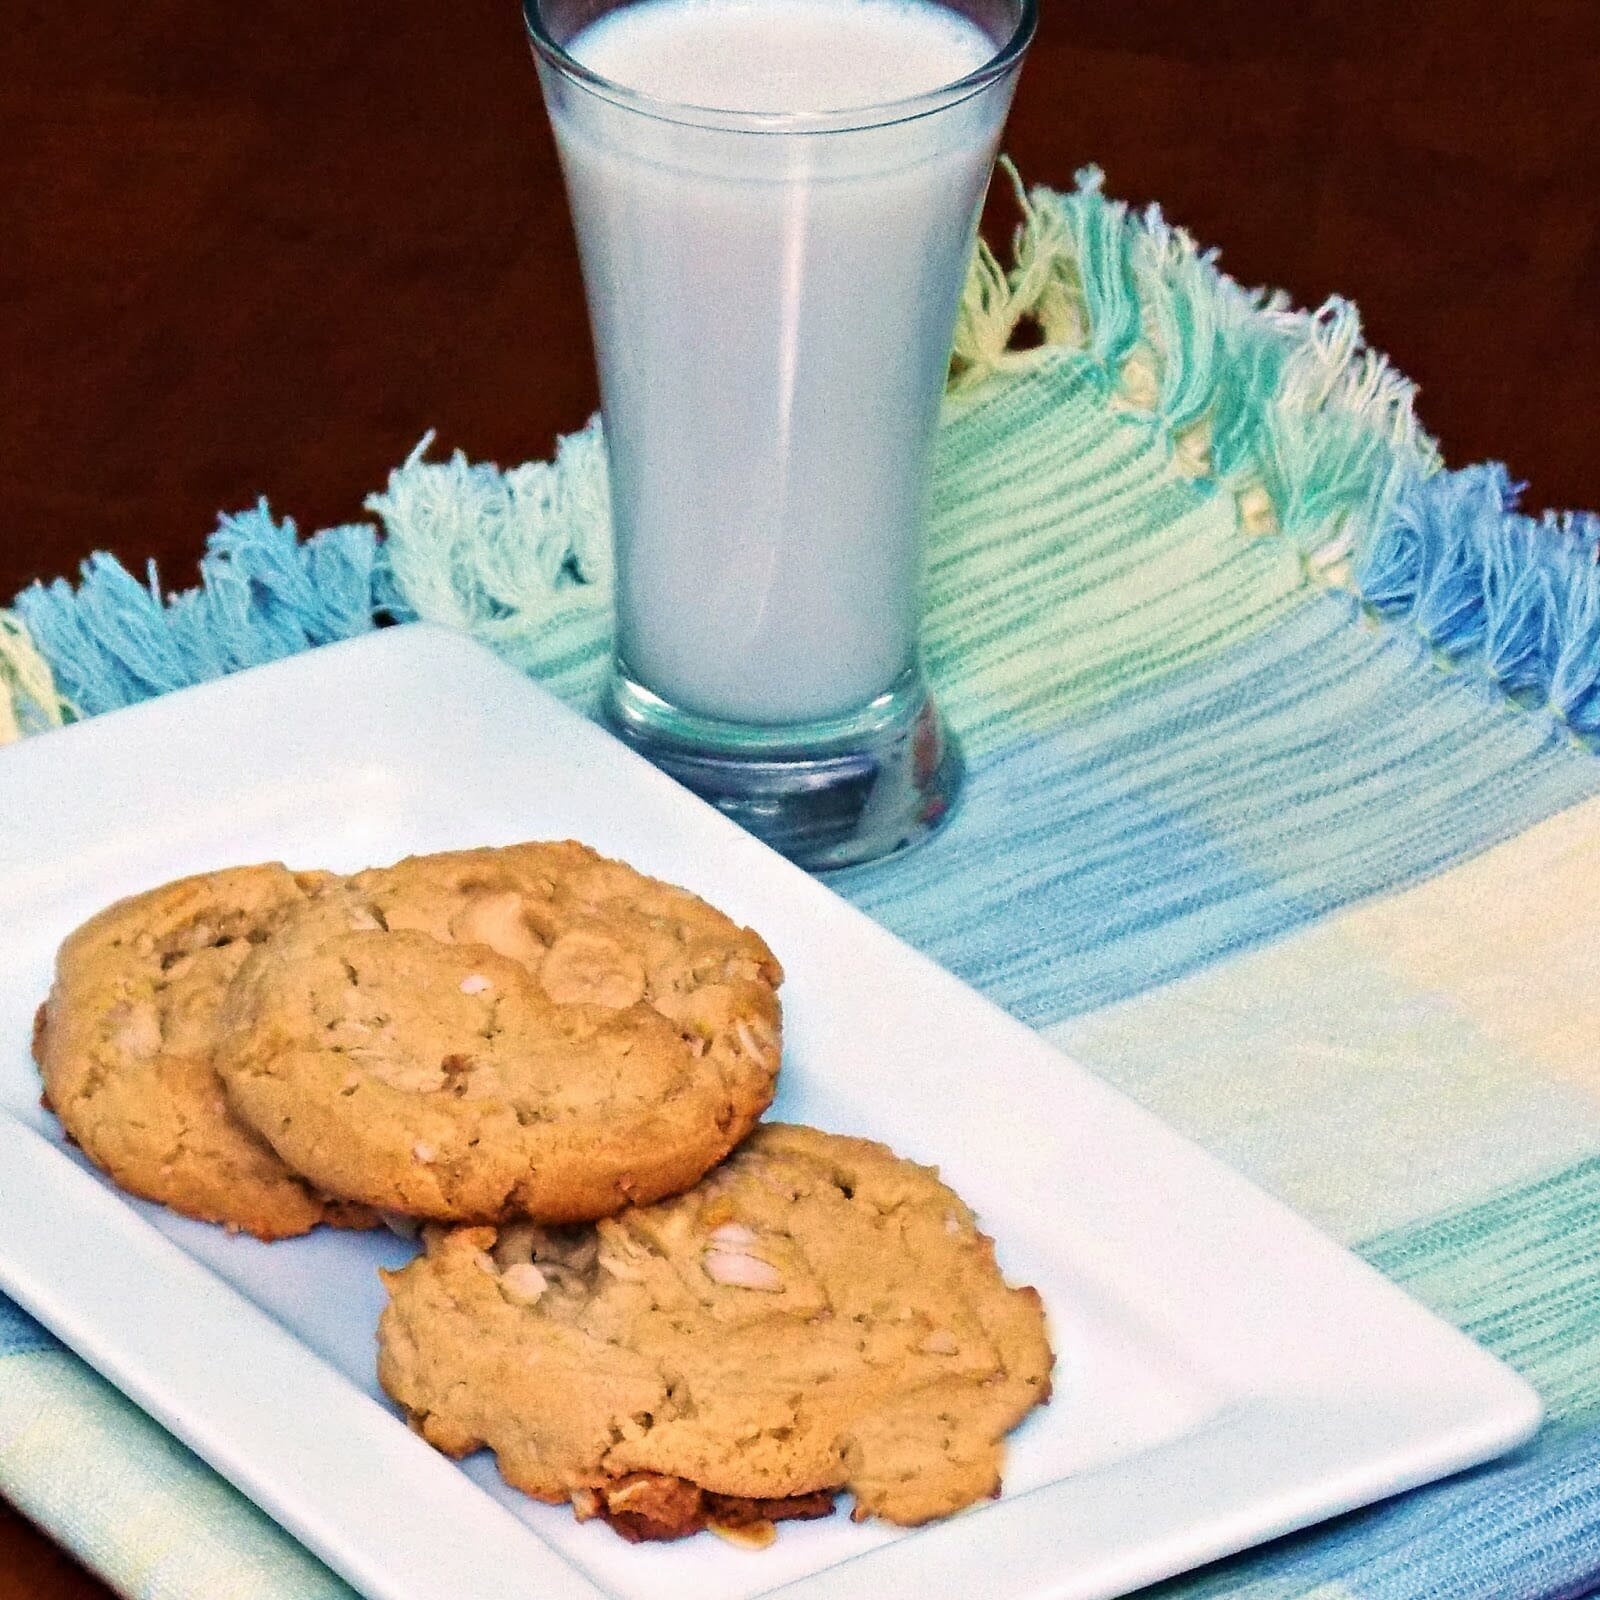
[3,170,1599,1600]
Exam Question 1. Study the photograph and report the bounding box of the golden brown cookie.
[215,843,783,1224]
[377,1124,1053,1541]
[34,865,376,1240]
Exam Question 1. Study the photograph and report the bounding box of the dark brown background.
[2,0,1597,1592]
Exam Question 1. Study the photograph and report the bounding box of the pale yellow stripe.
[1337,789,1600,1093]
[1054,813,1600,1241]
[0,1351,353,1600]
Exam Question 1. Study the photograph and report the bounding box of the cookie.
[376,1124,1053,1540]
[215,843,783,1223]
[34,865,376,1240]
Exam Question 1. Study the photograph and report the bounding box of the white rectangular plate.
[0,625,1540,1600]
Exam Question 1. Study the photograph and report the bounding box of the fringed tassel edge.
[0,613,73,744]
[11,167,1596,754]
[1357,464,1600,743]
[10,509,384,721]
[947,166,1600,748]
[363,423,613,645]
[0,419,617,729]
[949,162,1443,584]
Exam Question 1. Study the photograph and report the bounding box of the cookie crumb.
[710,1518,777,1550]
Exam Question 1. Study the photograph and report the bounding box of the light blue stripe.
[1362,1158,1600,1428]
[1149,1429,1600,1599]
[0,1295,58,1357]
[1146,1158,1600,1598]
[843,590,1600,1024]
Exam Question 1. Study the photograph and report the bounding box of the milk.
[571,0,996,113]
[540,0,1016,724]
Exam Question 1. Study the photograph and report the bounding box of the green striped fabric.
[2,169,1600,1600]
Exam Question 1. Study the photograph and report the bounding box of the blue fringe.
[13,505,381,718]
[13,460,1600,752]
[1356,465,1600,738]
[6,166,1599,758]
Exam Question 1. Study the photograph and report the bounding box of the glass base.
[602,666,963,872]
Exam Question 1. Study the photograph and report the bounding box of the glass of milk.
[524,0,1035,869]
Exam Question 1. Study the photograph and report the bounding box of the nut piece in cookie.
[377,1123,1054,1539]
[215,843,784,1224]
[34,865,376,1241]
[572,1475,837,1544]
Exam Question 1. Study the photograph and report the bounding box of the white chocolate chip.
[570,1489,601,1521]
[379,1063,448,1095]
[919,1329,960,1355]
[378,1210,420,1240]
[499,1262,549,1307]
[733,1016,777,1062]
[411,1141,436,1164]
[459,974,492,995]
[540,931,647,1010]
[451,891,543,965]
[709,1222,759,1250]
[704,1248,783,1292]
[944,1212,962,1235]
[109,1000,163,1060]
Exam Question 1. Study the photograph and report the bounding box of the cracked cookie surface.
[34,864,374,1239]
[377,1123,1053,1538]
[215,843,784,1223]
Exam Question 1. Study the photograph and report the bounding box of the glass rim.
[522,0,1037,134]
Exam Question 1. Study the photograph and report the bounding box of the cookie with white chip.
[34,865,375,1240]
[214,843,783,1223]
[376,1123,1053,1541]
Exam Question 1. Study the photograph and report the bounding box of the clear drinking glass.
[524,0,1036,869]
